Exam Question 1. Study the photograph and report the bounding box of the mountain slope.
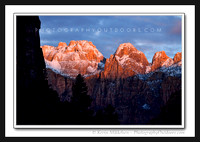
[150,51,174,72]
[41,40,104,77]
[101,43,149,79]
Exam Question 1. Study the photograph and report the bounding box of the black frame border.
[1,2,199,142]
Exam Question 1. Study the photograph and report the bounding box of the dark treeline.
[148,90,182,125]
[17,73,120,125]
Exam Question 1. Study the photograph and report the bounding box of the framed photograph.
[14,13,184,129]
[4,5,196,139]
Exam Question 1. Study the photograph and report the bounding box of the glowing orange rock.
[173,52,182,63]
[151,51,174,71]
[101,43,149,79]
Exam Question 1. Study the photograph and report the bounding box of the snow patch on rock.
[142,104,151,110]
[162,58,174,67]
[145,65,151,74]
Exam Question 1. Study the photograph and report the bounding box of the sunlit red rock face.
[150,51,174,72]
[101,43,149,79]
[41,40,104,77]
[42,41,182,80]
[173,52,182,63]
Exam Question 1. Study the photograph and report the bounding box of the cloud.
[98,20,104,25]
[169,20,182,35]
[40,39,60,45]
[94,31,101,36]
[39,15,182,62]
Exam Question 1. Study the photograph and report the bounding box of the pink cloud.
[170,20,182,35]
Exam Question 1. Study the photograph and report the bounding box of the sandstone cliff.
[101,43,149,79]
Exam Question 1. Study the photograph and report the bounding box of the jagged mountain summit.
[41,40,104,77]
[173,52,182,64]
[101,43,149,79]
[145,51,182,73]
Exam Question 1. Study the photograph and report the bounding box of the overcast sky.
[39,15,182,62]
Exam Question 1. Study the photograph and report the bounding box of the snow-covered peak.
[113,43,149,71]
[41,40,105,78]
[173,52,182,63]
[153,51,166,59]
[57,42,67,48]
[60,40,103,58]
[115,43,138,56]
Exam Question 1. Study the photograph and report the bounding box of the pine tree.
[94,104,120,125]
[71,74,92,112]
